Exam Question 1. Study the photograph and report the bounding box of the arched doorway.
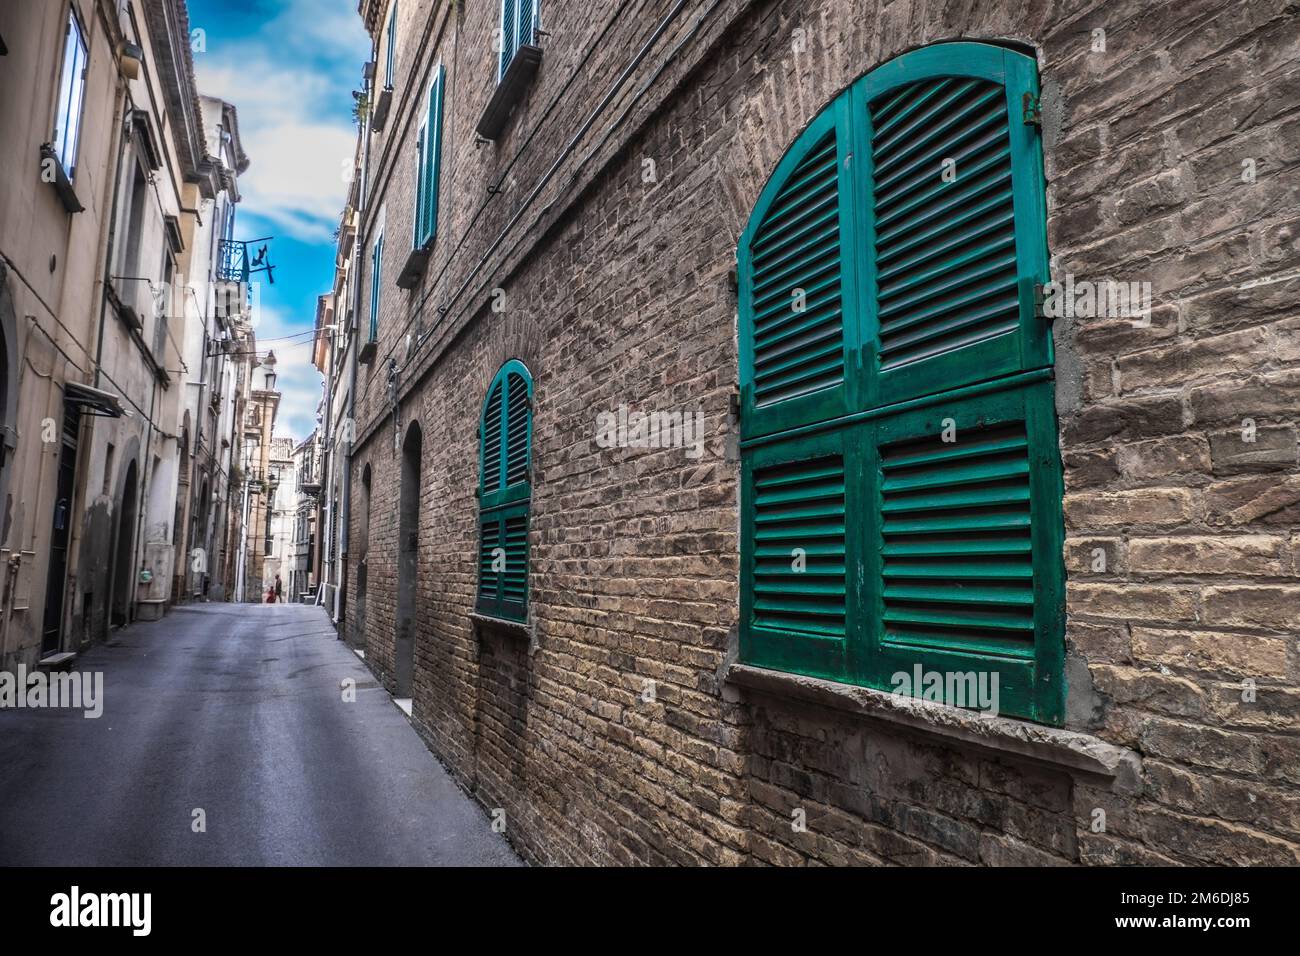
[394,424,421,698]
[110,459,139,629]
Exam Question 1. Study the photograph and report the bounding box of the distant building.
[261,436,296,600]
[291,430,322,601]
[233,353,280,602]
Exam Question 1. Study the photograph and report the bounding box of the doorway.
[394,424,421,697]
[110,459,139,629]
[40,405,81,654]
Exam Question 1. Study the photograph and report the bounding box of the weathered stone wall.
[348,0,1300,865]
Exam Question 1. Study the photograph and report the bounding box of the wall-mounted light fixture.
[118,40,143,79]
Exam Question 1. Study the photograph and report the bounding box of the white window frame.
[52,6,90,179]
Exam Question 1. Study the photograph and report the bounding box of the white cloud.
[196,60,360,243]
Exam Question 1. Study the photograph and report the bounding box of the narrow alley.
[0,604,519,867]
[1,0,1296,883]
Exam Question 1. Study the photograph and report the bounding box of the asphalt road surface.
[0,602,520,866]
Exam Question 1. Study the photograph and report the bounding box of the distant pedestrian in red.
[265,586,275,604]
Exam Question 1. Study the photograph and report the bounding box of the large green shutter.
[518,0,536,47]
[477,361,533,622]
[481,376,504,496]
[740,428,863,683]
[384,1,397,85]
[738,43,1062,723]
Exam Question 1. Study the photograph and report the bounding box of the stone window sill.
[725,663,1140,787]
[470,612,530,640]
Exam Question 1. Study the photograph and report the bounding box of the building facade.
[173,95,251,605]
[0,0,253,669]
[233,353,280,602]
[335,0,1298,865]
[291,429,322,601]
[262,434,296,598]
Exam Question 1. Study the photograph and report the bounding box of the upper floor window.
[413,64,444,249]
[498,0,538,80]
[476,360,533,623]
[52,8,88,179]
[736,42,1064,724]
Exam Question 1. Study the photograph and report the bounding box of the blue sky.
[187,0,370,440]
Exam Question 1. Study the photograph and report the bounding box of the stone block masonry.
[344,0,1300,865]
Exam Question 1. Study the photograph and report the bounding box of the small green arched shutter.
[477,361,533,622]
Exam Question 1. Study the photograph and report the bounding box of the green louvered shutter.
[738,99,859,440]
[504,369,531,487]
[414,66,443,249]
[477,361,532,622]
[480,376,504,496]
[368,231,383,342]
[740,428,865,683]
[477,514,502,615]
[384,0,398,86]
[738,43,1063,723]
[499,0,517,78]
[856,43,1050,407]
[519,0,536,46]
[863,379,1063,723]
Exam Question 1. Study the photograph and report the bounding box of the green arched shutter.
[739,43,1063,724]
[738,100,860,440]
[857,43,1050,406]
[477,361,532,622]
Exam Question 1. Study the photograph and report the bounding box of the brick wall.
[346,0,1300,865]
